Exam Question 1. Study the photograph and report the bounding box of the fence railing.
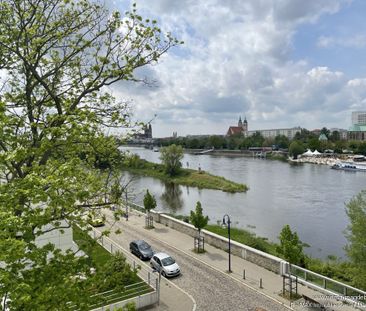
[87,227,160,310]
[126,201,366,309]
[290,264,366,309]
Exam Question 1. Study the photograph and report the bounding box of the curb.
[94,226,197,311]
[142,227,293,311]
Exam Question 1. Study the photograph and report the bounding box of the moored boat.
[331,162,366,172]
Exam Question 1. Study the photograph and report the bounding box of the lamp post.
[222,214,232,273]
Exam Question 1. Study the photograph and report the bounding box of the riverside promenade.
[104,209,361,311]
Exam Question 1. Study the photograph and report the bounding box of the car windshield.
[139,242,151,250]
[161,256,175,266]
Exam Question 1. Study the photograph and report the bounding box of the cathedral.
[226,116,248,136]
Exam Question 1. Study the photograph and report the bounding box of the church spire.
[238,116,243,127]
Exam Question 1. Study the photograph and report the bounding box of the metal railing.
[83,227,160,310]
[290,264,366,309]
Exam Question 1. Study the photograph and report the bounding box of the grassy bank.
[123,157,248,193]
[205,224,355,287]
[205,224,278,254]
[163,214,356,288]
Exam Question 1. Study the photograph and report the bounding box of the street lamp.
[222,214,232,273]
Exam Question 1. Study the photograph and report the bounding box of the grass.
[72,226,153,309]
[205,224,278,254]
[73,225,111,268]
[123,159,248,193]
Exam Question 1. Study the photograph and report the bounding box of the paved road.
[104,213,288,311]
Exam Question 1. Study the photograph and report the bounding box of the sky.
[107,0,366,137]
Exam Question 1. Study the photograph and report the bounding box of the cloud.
[106,0,365,136]
[317,34,366,48]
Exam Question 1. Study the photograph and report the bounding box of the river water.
[121,146,365,259]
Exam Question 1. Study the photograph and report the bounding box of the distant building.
[226,116,301,140]
[352,111,366,125]
[134,123,152,139]
[329,128,348,140]
[349,111,366,141]
[226,116,248,136]
[246,127,301,140]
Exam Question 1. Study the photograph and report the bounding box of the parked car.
[150,252,180,277]
[129,240,154,260]
[87,212,105,227]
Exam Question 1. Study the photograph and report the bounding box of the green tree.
[320,127,330,138]
[357,142,366,155]
[143,190,156,228]
[96,252,139,292]
[159,144,184,176]
[288,141,305,159]
[274,135,290,149]
[345,191,366,289]
[207,135,226,149]
[190,201,209,236]
[329,130,340,142]
[0,0,179,309]
[277,225,305,265]
[190,201,209,253]
[251,131,265,147]
[307,137,321,151]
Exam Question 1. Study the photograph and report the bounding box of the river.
[121,146,365,259]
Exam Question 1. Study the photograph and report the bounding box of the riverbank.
[168,214,355,289]
[288,155,353,166]
[122,157,248,193]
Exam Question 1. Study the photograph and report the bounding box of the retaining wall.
[151,211,283,274]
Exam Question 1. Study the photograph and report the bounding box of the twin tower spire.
[238,116,248,131]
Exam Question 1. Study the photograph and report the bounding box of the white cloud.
[317,34,366,48]
[108,0,365,136]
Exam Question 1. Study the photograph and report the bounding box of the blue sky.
[108,0,366,137]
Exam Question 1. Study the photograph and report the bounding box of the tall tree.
[345,191,366,289]
[190,201,209,236]
[159,144,184,176]
[0,0,179,309]
[143,189,156,228]
[288,141,305,159]
[190,201,209,253]
[277,225,305,265]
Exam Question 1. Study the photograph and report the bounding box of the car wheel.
[139,254,143,260]
[161,271,166,277]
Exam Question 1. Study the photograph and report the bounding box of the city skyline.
[107,0,366,138]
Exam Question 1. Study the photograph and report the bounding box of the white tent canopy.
[302,149,314,156]
[313,150,322,155]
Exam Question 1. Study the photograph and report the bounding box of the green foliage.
[95,252,140,292]
[123,159,247,193]
[205,224,277,254]
[288,141,305,159]
[143,190,157,212]
[190,201,209,235]
[277,225,305,265]
[159,144,184,176]
[0,0,179,308]
[345,191,366,289]
[308,137,321,151]
[274,135,290,149]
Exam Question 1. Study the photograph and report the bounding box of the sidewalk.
[111,209,360,311]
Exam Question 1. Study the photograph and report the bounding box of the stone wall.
[151,211,283,274]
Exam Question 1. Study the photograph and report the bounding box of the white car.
[150,252,181,277]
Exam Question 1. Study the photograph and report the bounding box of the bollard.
[110,243,113,253]
[260,278,263,289]
[243,269,246,280]
[148,272,150,285]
